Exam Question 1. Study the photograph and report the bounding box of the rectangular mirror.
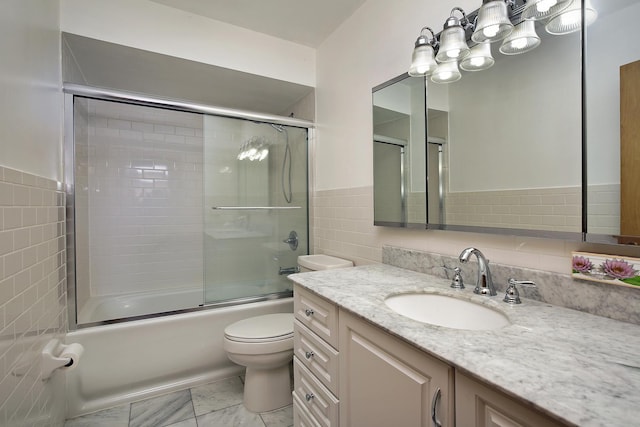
[585,0,640,245]
[373,74,427,228]
[425,13,583,238]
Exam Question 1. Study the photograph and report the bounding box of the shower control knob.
[305,392,315,402]
[304,308,314,317]
[305,351,315,359]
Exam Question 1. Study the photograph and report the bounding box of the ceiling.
[148,0,368,48]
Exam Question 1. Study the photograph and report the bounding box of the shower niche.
[68,95,309,328]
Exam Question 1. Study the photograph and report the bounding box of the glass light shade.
[545,0,598,35]
[521,0,572,21]
[460,43,495,71]
[499,20,541,55]
[472,0,514,43]
[435,19,470,62]
[409,43,438,76]
[431,61,462,84]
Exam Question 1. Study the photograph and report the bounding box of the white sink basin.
[384,293,510,331]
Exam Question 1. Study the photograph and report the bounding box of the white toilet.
[223,313,294,413]
[223,254,353,413]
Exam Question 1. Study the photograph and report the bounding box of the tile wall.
[313,185,595,275]
[0,166,67,426]
[444,186,582,233]
[81,99,204,298]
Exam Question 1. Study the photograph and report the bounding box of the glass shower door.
[203,116,308,304]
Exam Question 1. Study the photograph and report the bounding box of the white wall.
[59,0,316,87]
[0,0,63,181]
[314,0,640,273]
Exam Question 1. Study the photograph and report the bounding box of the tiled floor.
[64,376,293,427]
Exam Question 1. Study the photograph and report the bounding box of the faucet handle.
[503,278,536,304]
[443,266,465,289]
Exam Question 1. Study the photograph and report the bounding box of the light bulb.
[511,38,528,50]
[447,49,461,59]
[560,9,581,27]
[470,57,486,67]
[536,0,557,13]
[439,71,453,80]
[483,24,500,38]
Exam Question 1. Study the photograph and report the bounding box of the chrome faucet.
[458,247,496,296]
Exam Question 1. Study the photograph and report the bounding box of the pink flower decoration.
[601,258,637,279]
[572,255,593,273]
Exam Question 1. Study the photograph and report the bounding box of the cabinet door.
[339,310,454,427]
[456,372,568,427]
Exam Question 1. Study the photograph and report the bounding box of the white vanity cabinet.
[455,373,567,427]
[339,309,454,427]
[292,284,569,427]
[293,285,340,427]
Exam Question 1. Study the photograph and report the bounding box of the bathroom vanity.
[290,264,640,427]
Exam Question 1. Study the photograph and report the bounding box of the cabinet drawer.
[294,285,339,348]
[294,393,322,427]
[293,358,339,427]
[294,320,340,395]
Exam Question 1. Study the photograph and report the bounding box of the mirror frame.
[372,73,427,229]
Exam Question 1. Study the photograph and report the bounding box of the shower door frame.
[63,84,314,330]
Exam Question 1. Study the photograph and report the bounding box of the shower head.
[270,124,284,133]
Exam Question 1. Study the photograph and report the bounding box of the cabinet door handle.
[305,392,315,402]
[431,387,442,427]
[305,351,315,359]
[304,308,315,317]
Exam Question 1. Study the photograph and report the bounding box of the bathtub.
[65,297,293,418]
[77,287,204,324]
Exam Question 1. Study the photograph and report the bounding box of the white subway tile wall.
[444,187,583,232]
[313,186,593,275]
[0,166,67,426]
[81,100,204,299]
[587,183,620,235]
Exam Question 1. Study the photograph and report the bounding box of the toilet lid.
[224,313,293,343]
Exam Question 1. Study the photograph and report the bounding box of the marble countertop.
[289,264,640,427]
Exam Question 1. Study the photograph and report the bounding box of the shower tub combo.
[64,86,310,417]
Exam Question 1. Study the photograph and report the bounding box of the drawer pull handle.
[304,308,315,317]
[305,392,315,402]
[305,351,315,359]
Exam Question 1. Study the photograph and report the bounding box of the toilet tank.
[297,255,353,272]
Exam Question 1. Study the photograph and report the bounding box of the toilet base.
[243,362,292,413]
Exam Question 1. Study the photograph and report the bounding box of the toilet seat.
[224,313,293,343]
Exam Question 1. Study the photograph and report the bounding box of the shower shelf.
[211,206,302,210]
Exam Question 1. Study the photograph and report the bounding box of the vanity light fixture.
[460,42,495,71]
[521,0,572,21]
[545,0,598,35]
[435,8,472,63]
[409,27,439,77]
[431,61,462,84]
[472,0,514,43]
[408,0,597,83]
[499,20,541,55]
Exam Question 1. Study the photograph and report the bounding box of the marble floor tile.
[196,404,265,427]
[64,404,130,427]
[129,389,194,427]
[191,376,244,416]
[260,405,293,427]
[164,418,197,427]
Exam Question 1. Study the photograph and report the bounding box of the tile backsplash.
[0,166,67,426]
